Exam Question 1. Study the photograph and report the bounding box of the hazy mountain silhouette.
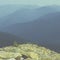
[0,6,60,28]
[0,4,38,18]
[0,32,29,47]
[0,5,21,18]
[1,12,60,52]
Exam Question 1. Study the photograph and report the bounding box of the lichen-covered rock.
[0,44,60,60]
[0,51,21,59]
[8,58,16,60]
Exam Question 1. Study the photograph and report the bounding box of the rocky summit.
[0,44,60,60]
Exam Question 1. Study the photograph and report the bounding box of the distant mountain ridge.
[0,6,60,28]
[1,12,60,52]
[0,32,28,47]
[0,4,38,18]
[0,5,20,18]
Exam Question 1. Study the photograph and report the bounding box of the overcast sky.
[0,0,60,6]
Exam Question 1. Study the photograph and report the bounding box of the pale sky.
[0,0,60,6]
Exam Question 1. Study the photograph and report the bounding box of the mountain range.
[1,12,60,52]
[0,6,60,28]
[0,5,60,52]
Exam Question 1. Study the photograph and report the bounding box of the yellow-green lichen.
[0,44,60,60]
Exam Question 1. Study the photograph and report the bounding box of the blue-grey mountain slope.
[0,6,60,28]
[1,12,60,52]
[0,32,27,47]
[0,5,21,18]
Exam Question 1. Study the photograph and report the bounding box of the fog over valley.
[0,3,60,52]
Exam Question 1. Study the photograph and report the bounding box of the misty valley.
[0,4,60,60]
